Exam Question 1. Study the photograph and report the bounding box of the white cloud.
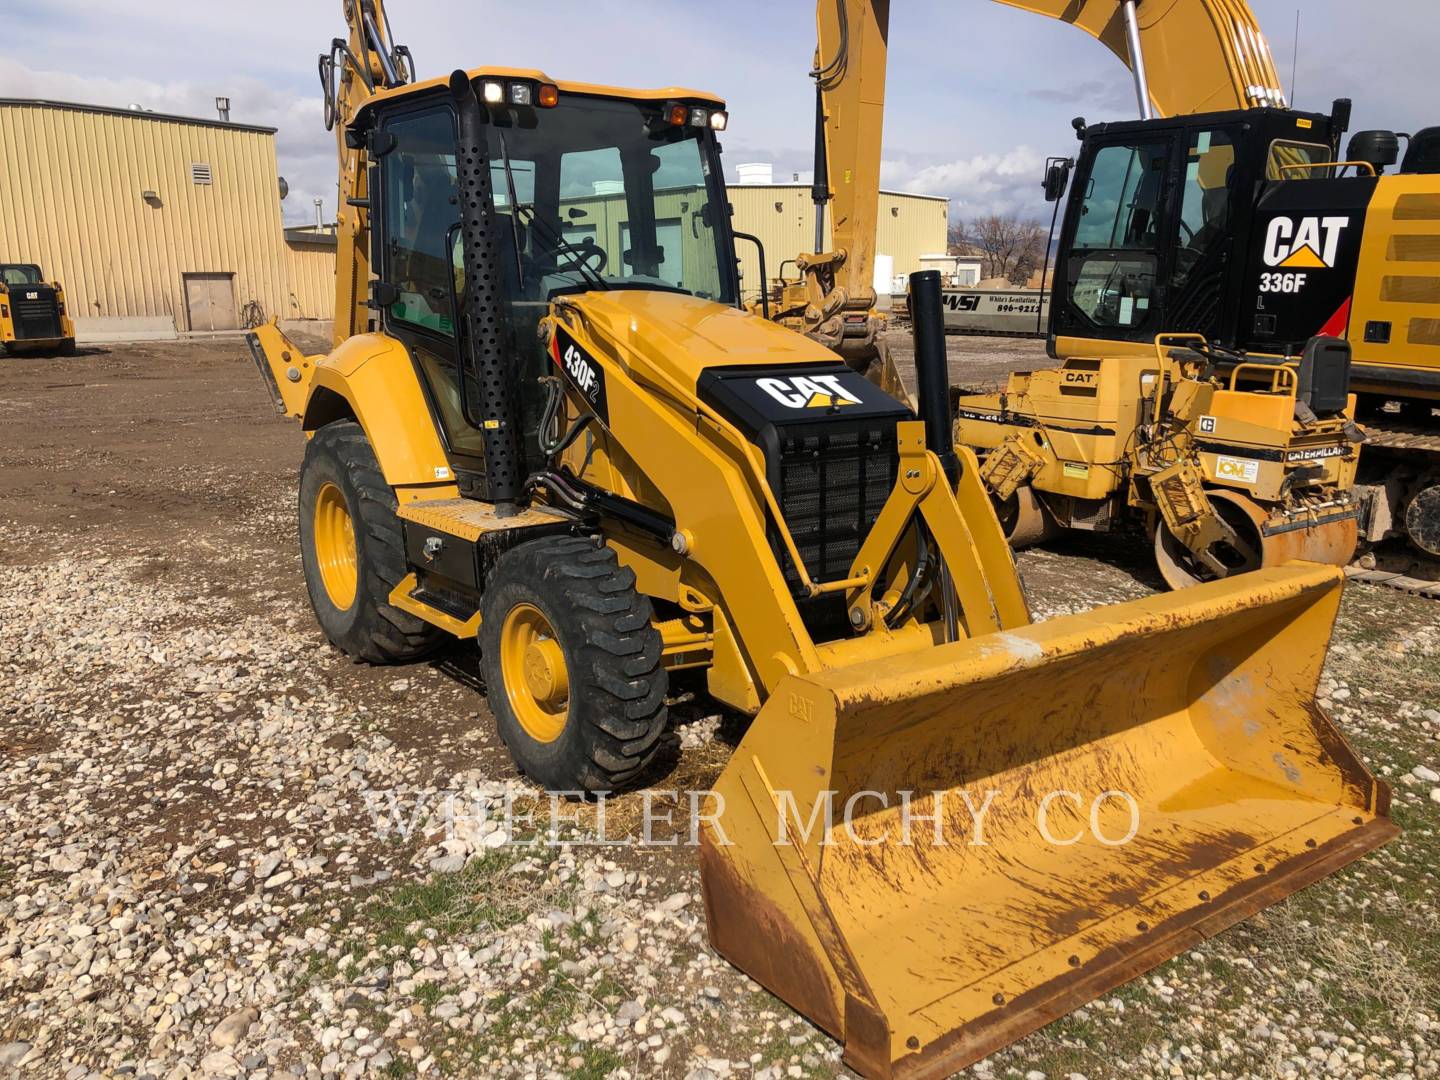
[881,146,1049,221]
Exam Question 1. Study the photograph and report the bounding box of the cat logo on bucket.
[756,374,863,410]
[1263,216,1350,270]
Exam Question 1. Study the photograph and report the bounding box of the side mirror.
[1042,158,1073,203]
[1330,98,1353,140]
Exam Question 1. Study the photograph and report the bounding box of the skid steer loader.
[248,5,1395,1075]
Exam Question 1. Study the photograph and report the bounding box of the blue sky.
[2,1,1434,226]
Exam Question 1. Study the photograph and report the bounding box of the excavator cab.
[1049,106,1344,355]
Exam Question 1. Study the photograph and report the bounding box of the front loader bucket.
[700,564,1395,1079]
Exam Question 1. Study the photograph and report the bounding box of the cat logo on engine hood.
[755,374,863,410]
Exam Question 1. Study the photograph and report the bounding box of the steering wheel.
[553,236,608,276]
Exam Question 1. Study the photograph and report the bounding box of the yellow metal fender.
[249,323,456,494]
[701,563,1394,1079]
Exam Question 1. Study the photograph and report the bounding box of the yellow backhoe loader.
[249,3,1394,1075]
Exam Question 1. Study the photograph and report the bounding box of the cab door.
[1053,134,1177,345]
[375,102,491,487]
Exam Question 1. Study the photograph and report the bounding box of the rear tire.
[298,420,444,663]
[479,536,667,793]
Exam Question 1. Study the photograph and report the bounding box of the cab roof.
[358,66,725,120]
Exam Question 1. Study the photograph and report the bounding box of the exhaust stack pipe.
[908,270,958,483]
[450,70,523,515]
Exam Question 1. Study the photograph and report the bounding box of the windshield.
[1,265,42,286]
[486,95,735,303]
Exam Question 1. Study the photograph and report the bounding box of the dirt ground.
[0,335,1437,1080]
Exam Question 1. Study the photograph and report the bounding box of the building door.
[183,273,238,332]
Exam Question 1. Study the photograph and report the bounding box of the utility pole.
[1290,9,1301,106]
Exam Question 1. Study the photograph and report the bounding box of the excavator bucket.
[700,564,1395,1080]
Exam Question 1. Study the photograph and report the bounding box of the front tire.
[298,420,444,663]
[480,536,667,793]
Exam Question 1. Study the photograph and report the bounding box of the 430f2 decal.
[551,327,609,425]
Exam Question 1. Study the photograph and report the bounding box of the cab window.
[1267,140,1334,181]
[1,265,42,286]
[382,108,461,336]
[1073,141,1169,250]
[1173,128,1239,290]
[1068,140,1169,329]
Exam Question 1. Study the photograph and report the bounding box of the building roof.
[0,98,277,136]
[731,182,949,204]
[285,226,339,248]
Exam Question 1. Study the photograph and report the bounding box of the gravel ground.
[0,337,1436,1080]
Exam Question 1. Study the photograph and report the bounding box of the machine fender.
[302,334,457,491]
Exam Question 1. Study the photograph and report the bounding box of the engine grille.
[773,424,898,590]
[12,292,61,341]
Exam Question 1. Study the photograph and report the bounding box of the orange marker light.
[668,104,690,126]
[539,84,560,108]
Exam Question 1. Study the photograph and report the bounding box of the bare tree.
[946,219,970,256]
[965,213,1047,283]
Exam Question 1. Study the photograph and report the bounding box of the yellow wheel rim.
[313,482,359,611]
[499,603,570,743]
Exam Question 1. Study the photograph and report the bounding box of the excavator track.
[1347,412,1440,598]
[1344,566,1440,598]
[1360,418,1440,454]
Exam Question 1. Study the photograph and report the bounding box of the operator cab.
[1048,107,1347,355]
[354,72,738,497]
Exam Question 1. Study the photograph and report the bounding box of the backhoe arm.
[324,0,414,345]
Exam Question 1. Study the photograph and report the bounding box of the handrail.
[1229,362,1298,395]
[1278,161,1379,178]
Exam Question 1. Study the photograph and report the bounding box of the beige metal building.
[728,181,950,305]
[0,99,325,340]
[0,97,946,339]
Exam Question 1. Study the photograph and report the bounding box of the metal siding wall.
[0,103,288,330]
[729,186,948,302]
[284,243,338,320]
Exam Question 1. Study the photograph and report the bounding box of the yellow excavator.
[802,0,1372,588]
[249,3,1393,1075]
[803,0,1440,586]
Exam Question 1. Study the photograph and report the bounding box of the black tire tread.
[479,535,668,792]
[300,421,444,664]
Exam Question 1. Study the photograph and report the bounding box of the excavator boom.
[806,0,1287,351]
[992,0,1287,116]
